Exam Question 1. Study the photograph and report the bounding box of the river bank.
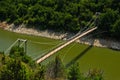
[0,22,120,50]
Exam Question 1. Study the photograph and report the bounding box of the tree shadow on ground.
[66,45,93,67]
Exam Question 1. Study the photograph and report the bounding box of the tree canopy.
[0,0,120,39]
[0,46,103,80]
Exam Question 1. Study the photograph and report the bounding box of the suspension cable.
[29,40,63,45]
[62,42,76,61]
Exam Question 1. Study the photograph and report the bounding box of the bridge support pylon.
[5,38,27,54]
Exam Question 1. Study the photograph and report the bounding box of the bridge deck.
[36,27,97,63]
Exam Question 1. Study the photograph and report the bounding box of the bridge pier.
[5,38,27,54]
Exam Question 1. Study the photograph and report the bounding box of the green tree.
[10,46,25,57]
[111,19,120,39]
[98,9,119,36]
[0,0,120,39]
[68,63,84,80]
[0,59,31,80]
[33,64,45,80]
[46,56,66,80]
[86,69,103,80]
[9,46,32,64]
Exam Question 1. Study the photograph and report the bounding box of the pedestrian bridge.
[4,12,100,64]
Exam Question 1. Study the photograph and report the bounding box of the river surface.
[0,28,120,80]
[0,28,62,59]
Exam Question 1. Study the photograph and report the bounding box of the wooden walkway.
[36,27,97,63]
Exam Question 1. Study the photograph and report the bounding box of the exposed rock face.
[1,22,120,50]
[78,38,120,50]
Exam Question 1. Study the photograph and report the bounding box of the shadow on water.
[66,45,93,67]
[66,33,97,67]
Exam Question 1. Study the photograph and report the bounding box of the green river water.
[0,28,120,80]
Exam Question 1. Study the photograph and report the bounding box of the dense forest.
[0,46,103,80]
[0,0,120,39]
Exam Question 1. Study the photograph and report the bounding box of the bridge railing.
[35,41,67,60]
[36,27,97,63]
[67,12,100,41]
[36,12,100,63]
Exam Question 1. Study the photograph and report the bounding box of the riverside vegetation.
[0,0,120,39]
[0,46,103,80]
[0,0,120,80]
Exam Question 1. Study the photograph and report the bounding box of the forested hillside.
[0,0,120,39]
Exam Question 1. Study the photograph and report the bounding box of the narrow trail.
[36,27,97,63]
